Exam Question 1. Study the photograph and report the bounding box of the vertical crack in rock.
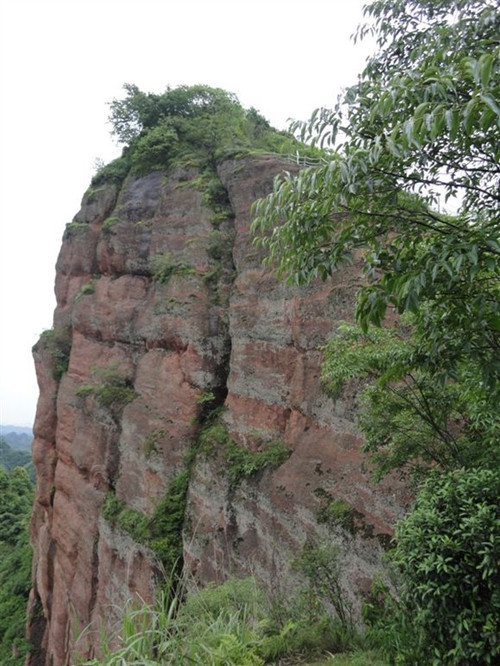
[25,593,47,666]
[88,537,99,625]
[201,176,236,419]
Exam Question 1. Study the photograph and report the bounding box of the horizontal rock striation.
[27,155,409,665]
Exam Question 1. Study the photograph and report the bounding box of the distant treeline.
[0,438,34,483]
[0,465,34,665]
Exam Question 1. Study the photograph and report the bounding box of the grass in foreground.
[75,577,389,666]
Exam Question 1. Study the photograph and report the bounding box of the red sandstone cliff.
[27,155,408,665]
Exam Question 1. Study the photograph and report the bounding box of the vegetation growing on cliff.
[101,470,189,579]
[33,328,72,382]
[0,466,34,666]
[253,0,499,663]
[199,414,290,488]
[91,84,321,188]
[76,364,136,416]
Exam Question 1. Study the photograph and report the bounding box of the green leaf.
[480,93,500,120]
[479,53,495,88]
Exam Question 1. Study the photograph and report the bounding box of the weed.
[142,429,166,458]
[196,391,216,404]
[101,492,123,524]
[198,416,290,488]
[33,327,72,382]
[315,490,374,538]
[63,222,88,239]
[79,281,95,296]
[292,541,354,631]
[101,471,189,577]
[75,364,136,414]
[152,253,196,284]
[224,439,290,487]
[77,577,371,666]
[101,216,121,236]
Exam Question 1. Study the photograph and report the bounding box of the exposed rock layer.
[27,156,409,665]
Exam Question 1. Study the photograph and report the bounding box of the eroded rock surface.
[27,156,409,665]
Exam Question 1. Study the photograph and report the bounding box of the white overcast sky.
[0,0,373,428]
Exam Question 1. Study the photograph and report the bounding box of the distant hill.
[0,426,33,450]
[0,438,32,470]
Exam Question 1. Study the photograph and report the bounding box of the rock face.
[27,155,409,665]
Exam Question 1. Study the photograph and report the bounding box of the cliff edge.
[27,153,408,665]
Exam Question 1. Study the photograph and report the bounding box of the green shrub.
[198,417,290,488]
[131,121,179,173]
[91,155,130,186]
[149,471,189,575]
[101,492,124,524]
[224,438,290,488]
[292,541,354,632]
[180,577,265,623]
[76,364,136,414]
[118,509,150,544]
[152,253,196,284]
[63,222,88,239]
[101,216,121,236]
[79,281,95,296]
[196,391,216,405]
[33,327,72,382]
[101,472,189,576]
[315,491,374,538]
[391,468,500,665]
[198,417,229,452]
[75,384,94,399]
[96,383,136,410]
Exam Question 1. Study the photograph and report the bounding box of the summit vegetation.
[91,83,321,188]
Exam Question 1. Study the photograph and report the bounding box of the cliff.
[27,154,409,665]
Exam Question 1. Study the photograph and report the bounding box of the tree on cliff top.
[93,84,319,185]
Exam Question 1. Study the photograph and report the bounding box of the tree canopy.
[0,466,34,665]
[92,84,319,186]
[0,438,31,472]
[253,3,499,661]
[253,0,499,477]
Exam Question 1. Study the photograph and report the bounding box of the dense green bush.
[90,155,130,187]
[391,468,500,665]
[149,471,189,577]
[131,120,180,173]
